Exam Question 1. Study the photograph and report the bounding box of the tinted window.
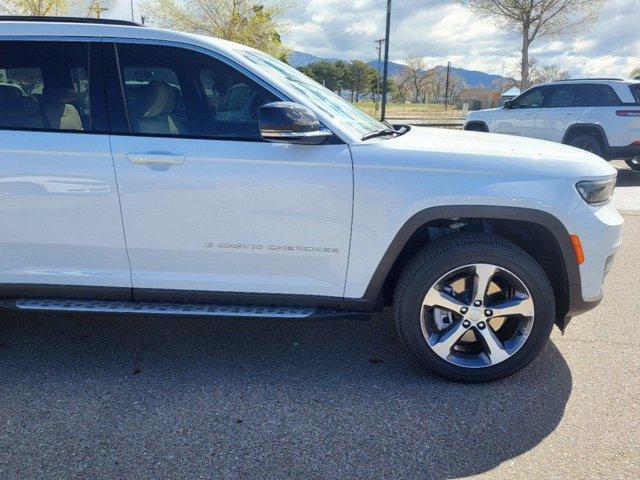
[545,85,581,107]
[582,84,622,107]
[631,85,640,104]
[511,87,547,108]
[116,44,278,139]
[0,41,100,132]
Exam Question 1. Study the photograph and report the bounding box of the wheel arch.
[464,121,489,132]
[360,206,580,327]
[562,123,611,156]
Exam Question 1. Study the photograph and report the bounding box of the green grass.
[354,101,464,120]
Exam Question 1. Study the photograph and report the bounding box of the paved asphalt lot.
[0,162,639,480]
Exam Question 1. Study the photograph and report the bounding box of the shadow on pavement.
[615,165,640,187]
[0,309,572,479]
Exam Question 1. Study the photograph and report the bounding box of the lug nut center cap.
[467,308,484,322]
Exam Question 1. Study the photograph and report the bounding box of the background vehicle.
[465,79,640,170]
[0,17,623,382]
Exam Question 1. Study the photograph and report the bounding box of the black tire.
[465,123,488,132]
[625,158,640,171]
[393,233,555,383]
[568,133,605,158]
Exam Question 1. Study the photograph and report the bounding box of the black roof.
[0,16,142,27]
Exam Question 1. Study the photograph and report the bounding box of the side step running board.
[6,298,368,320]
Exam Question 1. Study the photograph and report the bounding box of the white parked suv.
[0,17,624,382]
[465,79,640,169]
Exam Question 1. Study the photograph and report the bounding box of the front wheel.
[394,234,555,382]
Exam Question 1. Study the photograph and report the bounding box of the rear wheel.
[568,133,605,158]
[394,234,555,382]
[625,157,640,171]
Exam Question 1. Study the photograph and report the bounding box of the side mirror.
[259,102,333,145]
[503,100,513,109]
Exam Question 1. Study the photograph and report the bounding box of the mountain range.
[290,51,507,90]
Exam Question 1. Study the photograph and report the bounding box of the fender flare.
[359,205,580,308]
[562,123,611,155]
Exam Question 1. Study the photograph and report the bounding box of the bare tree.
[532,63,570,84]
[456,0,603,89]
[403,56,429,102]
[631,67,640,79]
[425,70,465,104]
[0,0,68,15]
[392,73,412,103]
[83,0,112,18]
[142,0,292,60]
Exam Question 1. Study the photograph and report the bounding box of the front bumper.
[564,201,623,320]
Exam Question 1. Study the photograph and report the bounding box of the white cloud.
[107,0,640,78]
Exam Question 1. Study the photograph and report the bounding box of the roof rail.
[0,16,142,27]
[557,78,623,82]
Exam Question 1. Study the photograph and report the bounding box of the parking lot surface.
[0,163,638,480]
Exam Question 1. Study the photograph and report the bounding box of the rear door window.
[0,41,104,132]
[545,85,581,108]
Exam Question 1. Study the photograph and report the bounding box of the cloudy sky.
[109,0,640,77]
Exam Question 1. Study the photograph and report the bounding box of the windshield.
[239,49,386,136]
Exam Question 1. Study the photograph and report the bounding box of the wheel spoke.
[473,264,496,304]
[423,288,467,313]
[477,326,510,365]
[430,320,469,358]
[490,295,534,318]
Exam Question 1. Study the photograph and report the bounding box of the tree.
[456,0,603,89]
[349,60,374,102]
[0,0,68,15]
[83,0,112,18]
[392,73,413,103]
[403,56,429,102]
[531,63,570,84]
[423,70,465,104]
[299,60,340,90]
[631,67,640,79]
[143,0,291,60]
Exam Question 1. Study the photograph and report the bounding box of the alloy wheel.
[421,263,535,368]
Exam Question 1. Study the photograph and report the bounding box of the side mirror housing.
[503,100,513,109]
[259,102,333,145]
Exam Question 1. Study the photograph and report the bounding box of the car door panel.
[534,84,584,142]
[109,137,353,296]
[494,87,546,137]
[106,42,353,298]
[0,40,131,290]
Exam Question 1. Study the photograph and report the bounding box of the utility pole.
[444,61,451,111]
[130,0,135,22]
[380,0,392,122]
[374,38,385,115]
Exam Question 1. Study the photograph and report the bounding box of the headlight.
[576,179,616,205]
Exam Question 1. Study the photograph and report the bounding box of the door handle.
[126,153,186,165]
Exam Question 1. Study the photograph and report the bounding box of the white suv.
[0,17,624,382]
[465,79,640,169]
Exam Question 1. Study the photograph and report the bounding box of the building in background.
[458,88,501,110]
[500,87,521,106]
